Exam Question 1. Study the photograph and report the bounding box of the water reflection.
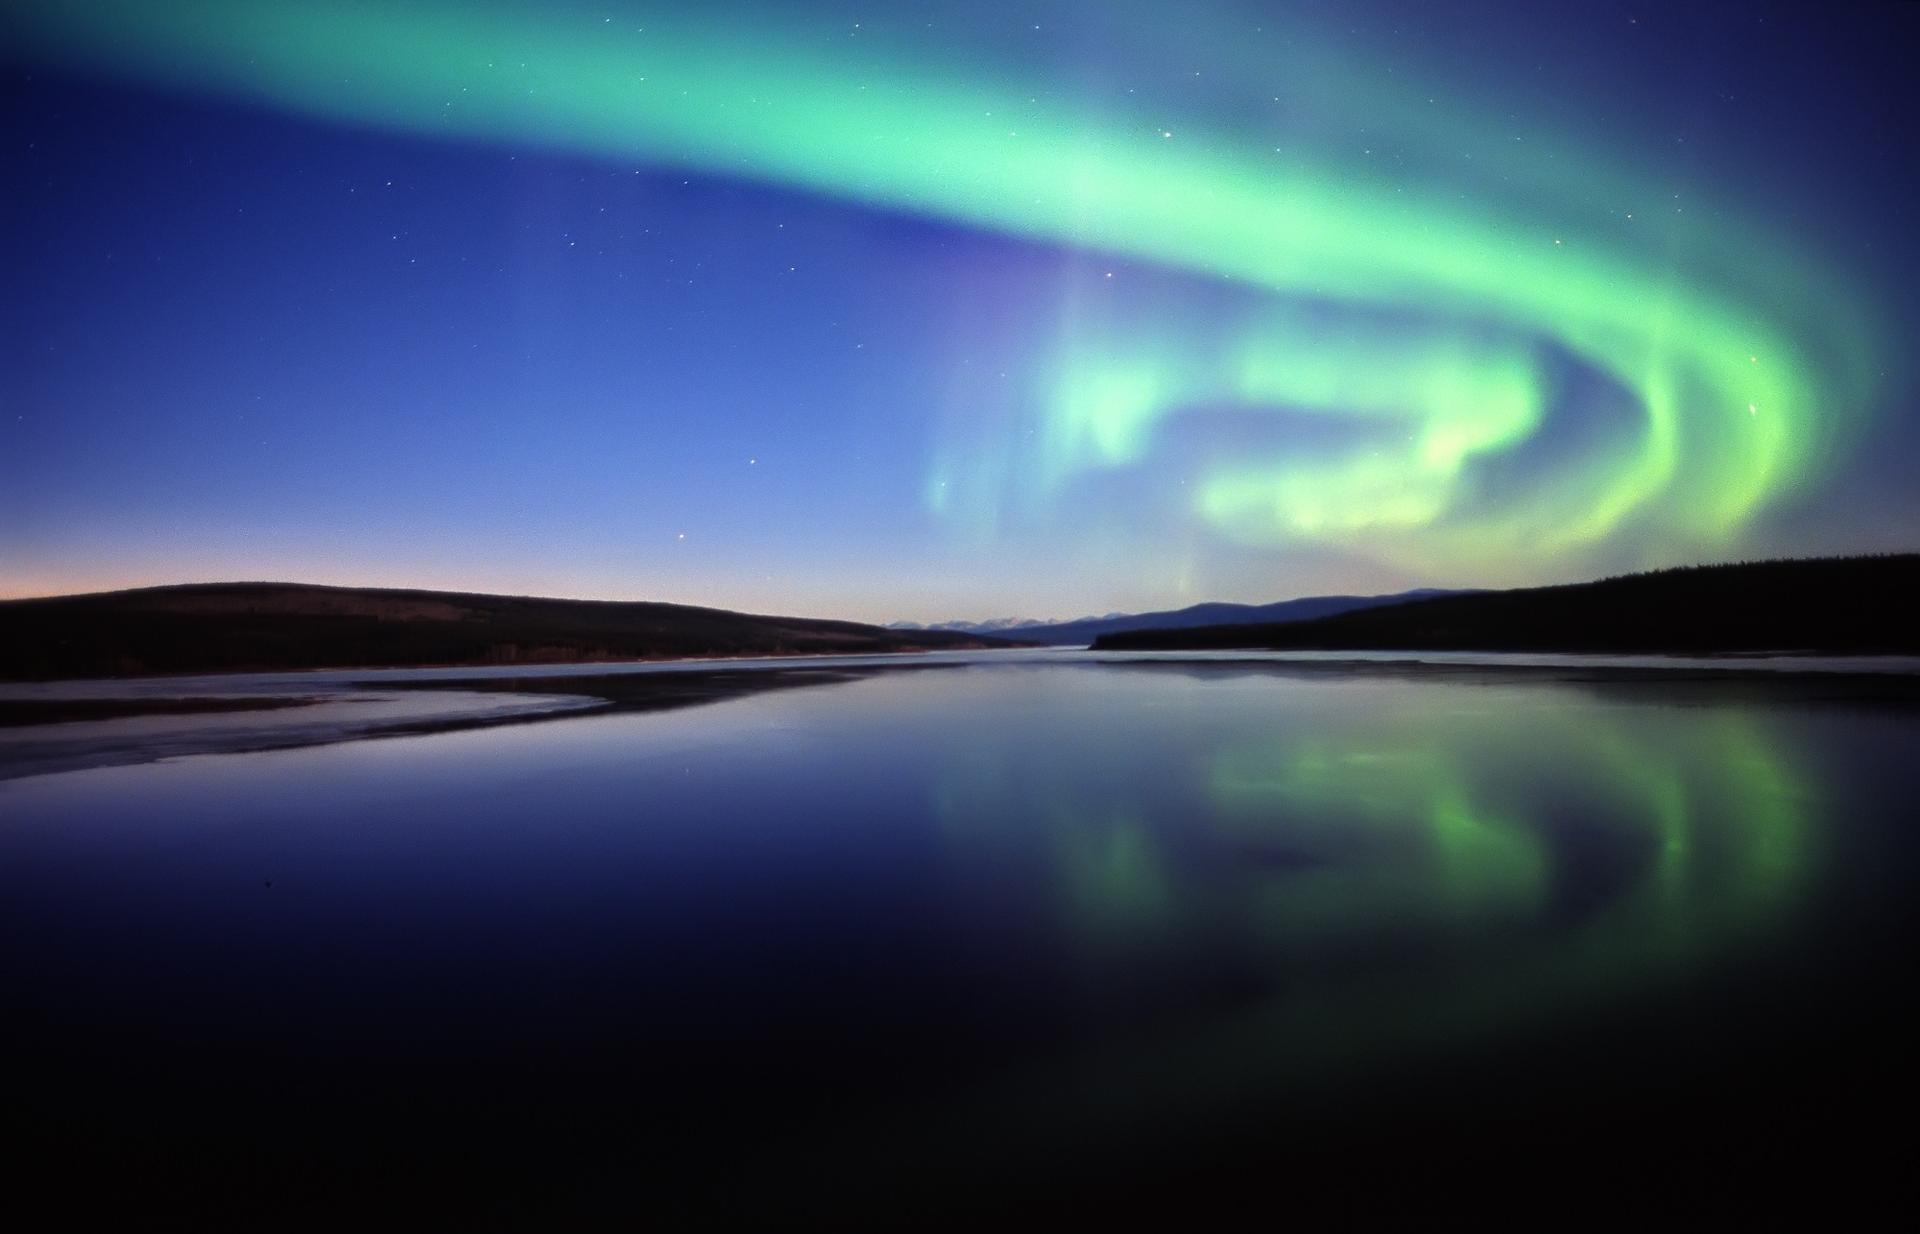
[926,671,1816,1141]
[4,658,1907,1214]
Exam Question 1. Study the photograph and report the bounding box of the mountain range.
[13,556,1906,682]
[892,589,1464,645]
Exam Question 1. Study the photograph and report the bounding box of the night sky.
[3,1,1916,623]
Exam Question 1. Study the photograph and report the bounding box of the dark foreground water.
[3,658,1917,1221]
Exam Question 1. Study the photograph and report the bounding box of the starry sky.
[3,1,1916,624]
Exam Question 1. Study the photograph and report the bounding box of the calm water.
[3,658,1916,1218]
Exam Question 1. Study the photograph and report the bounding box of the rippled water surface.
[2,658,1915,1218]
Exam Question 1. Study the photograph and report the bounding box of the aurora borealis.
[2,1,1914,617]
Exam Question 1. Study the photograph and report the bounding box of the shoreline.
[5,652,1919,785]
[0,641,996,687]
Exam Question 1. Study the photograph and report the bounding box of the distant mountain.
[0,583,1021,680]
[887,616,1057,635]
[1092,555,1920,655]
[980,589,1469,646]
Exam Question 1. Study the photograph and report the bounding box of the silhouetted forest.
[0,583,1008,680]
[1093,555,1920,654]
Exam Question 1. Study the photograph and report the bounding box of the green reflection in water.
[1057,810,1175,942]
[927,677,1815,1141]
[1211,735,1549,937]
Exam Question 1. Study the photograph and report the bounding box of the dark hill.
[1092,555,1920,655]
[0,583,1013,680]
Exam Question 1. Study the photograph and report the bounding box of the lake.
[3,652,1916,1219]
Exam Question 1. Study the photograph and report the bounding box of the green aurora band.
[4,0,1883,578]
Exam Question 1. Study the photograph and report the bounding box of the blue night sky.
[3,1,1916,623]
